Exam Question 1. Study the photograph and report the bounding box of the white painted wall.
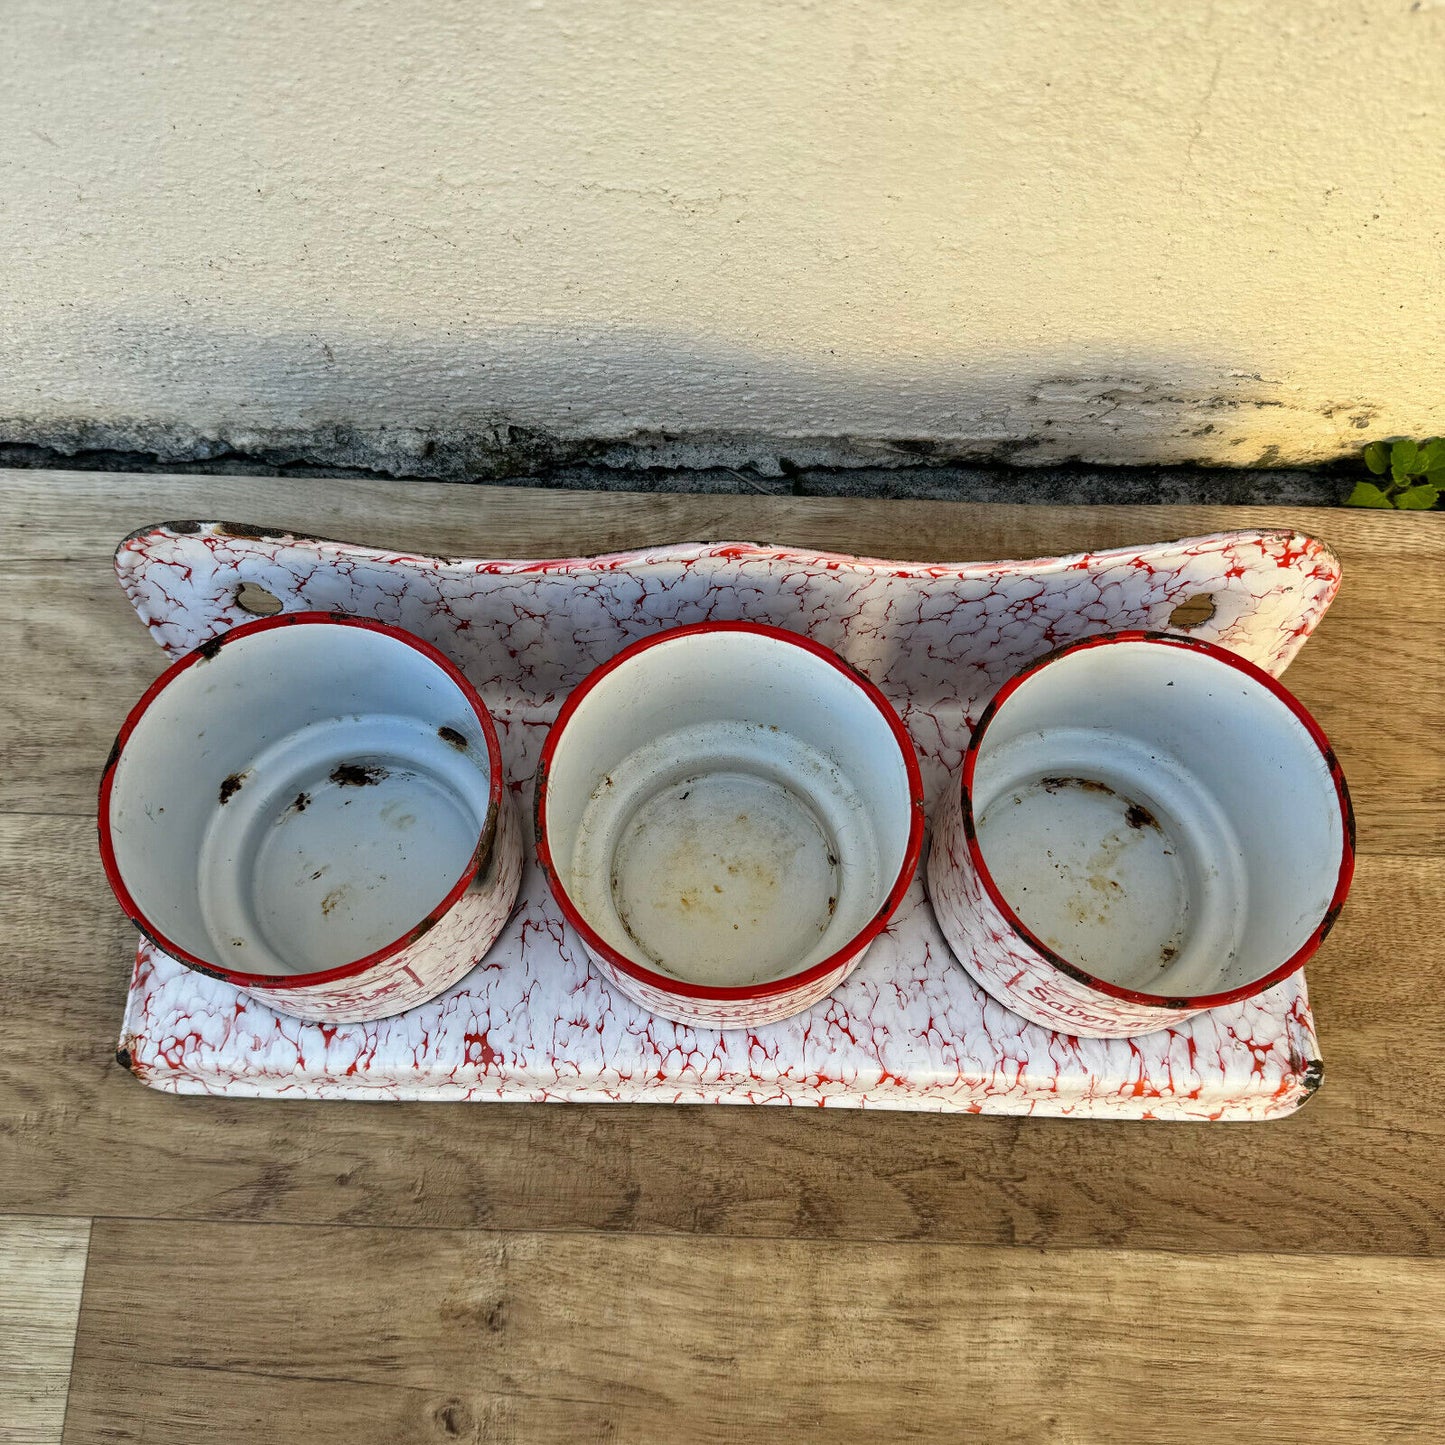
[3,0,1442,471]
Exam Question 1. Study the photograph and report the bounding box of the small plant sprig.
[1348,438,1445,509]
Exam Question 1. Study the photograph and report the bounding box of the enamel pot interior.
[101,616,499,983]
[966,636,1352,1004]
[539,625,921,995]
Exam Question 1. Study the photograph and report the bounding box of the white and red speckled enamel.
[242,793,524,1024]
[112,526,1336,1118]
[928,778,1190,1038]
[594,950,859,1030]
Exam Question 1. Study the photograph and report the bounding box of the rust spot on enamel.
[531,759,550,851]
[1040,775,1113,797]
[329,762,388,787]
[410,912,443,942]
[470,798,500,882]
[1125,801,1159,831]
[218,770,248,805]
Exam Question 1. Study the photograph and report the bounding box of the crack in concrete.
[0,435,1350,505]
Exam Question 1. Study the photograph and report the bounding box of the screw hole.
[236,582,283,617]
[1168,593,1217,630]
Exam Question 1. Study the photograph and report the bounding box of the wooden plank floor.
[1,470,1441,1442]
[0,1219,89,1445]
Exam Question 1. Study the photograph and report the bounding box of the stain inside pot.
[329,762,389,787]
[979,774,1189,986]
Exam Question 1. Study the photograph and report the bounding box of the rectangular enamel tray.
[114,523,1339,1119]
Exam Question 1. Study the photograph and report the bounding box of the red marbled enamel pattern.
[111,524,1338,1118]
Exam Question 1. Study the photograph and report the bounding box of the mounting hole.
[236,582,284,617]
[1168,593,1217,630]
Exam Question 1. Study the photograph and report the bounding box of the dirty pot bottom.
[197,715,489,976]
[974,730,1247,997]
[568,721,885,989]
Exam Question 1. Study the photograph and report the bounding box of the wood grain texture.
[1,470,1444,1257]
[63,1219,1445,1444]
[0,1217,90,1445]
[2,810,1442,1253]
[4,470,1441,1440]
[9,467,1445,564]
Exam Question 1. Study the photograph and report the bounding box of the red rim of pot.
[958,629,1356,1011]
[534,621,927,1002]
[98,611,505,990]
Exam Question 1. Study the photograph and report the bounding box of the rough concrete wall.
[2,0,1441,478]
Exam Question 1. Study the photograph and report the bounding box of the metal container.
[927,631,1354,1038]
[100,612,522,1023]
[535,622,925,1028]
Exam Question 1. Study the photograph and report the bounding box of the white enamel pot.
[926,631,1355,1039]
[100,612,522,1023]
[535,622,925,1028]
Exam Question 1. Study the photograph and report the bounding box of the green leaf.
[1364,440,1391,474]
[1392,438,1419,474]
[1346,481,1396,508]
[1394,484,1441,510]
[1415,438,1445,472]
[1425,465,1445,485]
